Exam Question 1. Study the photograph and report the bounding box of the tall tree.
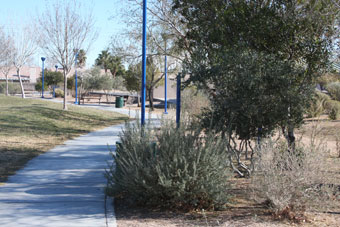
[77,49,87,68]
[125,56,164,110]
[173,0,338,147]
[36,0,97,110]
[124,63,142,106]
[107,56,125,78]
[95,50,125,78]
[0,28,15,96]
[110,0,186,73]
[95,50,112,74]
[113,0,188,61]
[12,25,37,99]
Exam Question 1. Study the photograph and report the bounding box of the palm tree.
[95,50,111,73]
[108,56,124,78]
[77,49,87,68]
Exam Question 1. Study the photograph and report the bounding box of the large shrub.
[34,79,48,92]
[316,72,339,90]
[112,76,125,91]
[252,140,337,220]
[54,89,64,98]
[106,120,232,210]
[0,82,21,95]
[325,82,340,101]
[324,100,340,120]
[306,91,331,118]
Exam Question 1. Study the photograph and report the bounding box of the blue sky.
[0,0,126,67]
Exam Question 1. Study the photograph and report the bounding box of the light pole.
[176,73,181,128]
[41,57,46,98]
[74,52,78,104]
[164,55,168,114]
[53,65,58,98]
[141,0,147,125]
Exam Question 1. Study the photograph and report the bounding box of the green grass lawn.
[0,95,128,182]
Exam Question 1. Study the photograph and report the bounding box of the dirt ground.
[112,114,340,226]
[114,180,340,227]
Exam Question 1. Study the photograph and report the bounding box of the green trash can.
[115,96,124,108]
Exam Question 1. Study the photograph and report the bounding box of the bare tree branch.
[36,0,97,110]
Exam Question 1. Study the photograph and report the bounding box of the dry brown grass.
[0,95,128,182]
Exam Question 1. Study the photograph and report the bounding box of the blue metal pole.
[41,57,46,98]
[74,52,78,104]
[164,55,168,114]
[141,0,147,125]
[176,73,181,128]
[53,65,58,98]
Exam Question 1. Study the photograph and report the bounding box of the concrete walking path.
[0,124,125,227]
[0,101,162,227]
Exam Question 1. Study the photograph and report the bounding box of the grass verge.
[0,95,128,182]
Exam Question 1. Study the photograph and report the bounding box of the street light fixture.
[41,57,46,98]
[74,52,78,105]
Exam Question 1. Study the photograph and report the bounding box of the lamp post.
[176,73,181,128]
[41,57,46,98]
[53,65,58,98]
[164,54,168,114]
[141,0,147,125]
[74,52,78,104]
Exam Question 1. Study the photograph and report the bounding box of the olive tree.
[174,0,338,145]
[173,0,338,176]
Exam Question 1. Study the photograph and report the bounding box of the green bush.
[329,104,340,120]
[35,80,48,92]
[106,120,232,210]
[112,76,125,91]
[306,91,331,118]
[67,76,74,90]
[324,100,340,120]
[325,82,340,101]
[0,82,21,95]
[317,72,339,90]
[54,89,64,98]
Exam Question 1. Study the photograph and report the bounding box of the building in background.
[0,66,40,83]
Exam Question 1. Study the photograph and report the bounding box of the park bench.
[79,92,103,105]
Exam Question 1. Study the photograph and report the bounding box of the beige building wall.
[0,66,40,83]
[153,74,177,100]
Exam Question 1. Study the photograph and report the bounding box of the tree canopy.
[173,0,339,143]
[95,50,125,77]
[124,56,164,110]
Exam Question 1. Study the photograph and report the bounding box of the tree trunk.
[283,125,295,151]
[148,88,154,111]
[137,93,140,107]
[17,69,25,99]
[111,69,117,79]
[63,70,68,110]
[5,74,8,96]
[287,125,295,151]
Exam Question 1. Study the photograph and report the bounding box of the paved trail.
[0,100,162,227]
[0,123,125,227]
